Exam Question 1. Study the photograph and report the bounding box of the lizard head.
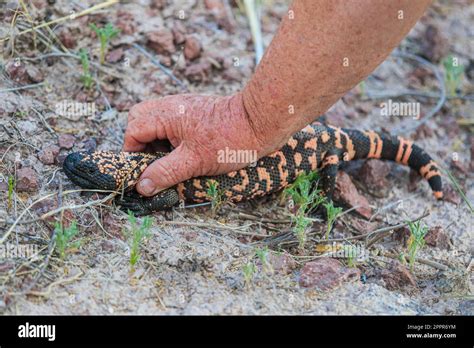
[63,151,162,191]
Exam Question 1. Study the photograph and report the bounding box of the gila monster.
[63,122,443,216]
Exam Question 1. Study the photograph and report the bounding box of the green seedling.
[407,220,429,271]
[124,210,152,270]
[54,220,80,260]
[343,245,359,268]
[323,201,343,240]
[206,179,225,215]
[78,48,93,89]
[442,54,464,96]
[255,246,273,274]
[89,23,120,65]
[284,172,325,249]
[242,261,257,288]
[7,176,14,210]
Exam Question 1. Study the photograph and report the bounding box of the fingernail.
[137,178,159,196]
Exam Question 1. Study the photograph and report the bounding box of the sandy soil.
[0,0,472,315]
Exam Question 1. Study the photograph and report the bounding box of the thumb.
[136,145,199,196]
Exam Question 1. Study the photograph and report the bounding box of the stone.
[16,167,39,192]
[334,171,372,219]
[299,257,360,290]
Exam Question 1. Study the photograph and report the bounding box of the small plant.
[78,48,93,89]
[406,220,429,271]
[255,246,273,274]
[206,180,225,215]
[89,23,120,65]
[323,201,343,240]
[125,211,152,270]
[54,220,80,260]
[7,176,14,210]
[242,261,257,288]
[343,245,358,268]
[284,172,325,249]
[442,54,464,96]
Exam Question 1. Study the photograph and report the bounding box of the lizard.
[63,122,443,216]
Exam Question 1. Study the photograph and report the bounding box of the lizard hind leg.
[116,189,180,216]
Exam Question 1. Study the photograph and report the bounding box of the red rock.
[425,226,451,250]
[450,158,468,175]
[5,61,44,84]
[58,134,76,149]
[16,167,39,192]
[58,28,76,49]
[204,0,236,32]
[147,29,176,55]
[443,185,461,206]
[106,48,124,63]
[172,22,187,45]
[334,171,372,219]
[379,260,417,290]
[392,226,411,246]
[358,159,391,197]
[184,35,202,61]
[268,253,296,275]
[101,240,116,252]
[115,10,136,35]
[38,144,60,165]
[185,61,212,83]
[150,0,166,9]
[421,24,448,63]
[299,257,360,290]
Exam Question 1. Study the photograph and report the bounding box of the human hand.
[123,93,269,196]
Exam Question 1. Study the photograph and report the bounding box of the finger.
[136,144,199,196]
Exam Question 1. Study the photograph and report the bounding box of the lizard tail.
[342,128,443,200]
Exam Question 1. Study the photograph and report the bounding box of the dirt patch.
[0,0,472,315]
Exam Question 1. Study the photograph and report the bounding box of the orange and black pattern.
[63,122,443,215]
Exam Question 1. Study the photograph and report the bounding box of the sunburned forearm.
[242,0,431,153]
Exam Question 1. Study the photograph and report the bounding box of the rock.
[185,61,212,82]
[268,253,296,275]
[5,60,29,84]
[16,167,39,192]
[425,226,451,250]
[150,0,166,9]
[100,240,116,252]
[147,29,176,55]
[115,10,136,35]
[204,0,236,32]
[379,260,417,290]
[37,144,60,165]
[182,230,198,241]
[78,137,97,152]
[334,171,372,219]
[443,185,461,206]
[392,226,411,246]
[184,35,202,61]
[172,22,187,45]
[106,48,124,63]
[222,67,243,82]
[358,159,391,197]
[346,216,377,234]
[58,134,76,149]
[420,24,448,63]
[25,65,44,82]
[299,257,360,290]
[58,28,76,49]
